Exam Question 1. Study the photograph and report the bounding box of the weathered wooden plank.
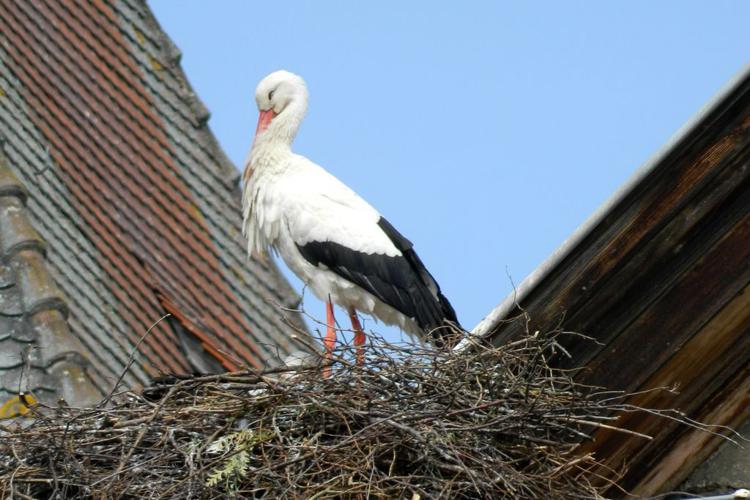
[555,157,750,372]
[580,195,750,390]
[491,97,750,351]
[576,280,750,491]
[484,67,750,493]
[491,162,749,390]
[631,366,750,495]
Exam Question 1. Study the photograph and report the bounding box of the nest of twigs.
[2,328,644,498]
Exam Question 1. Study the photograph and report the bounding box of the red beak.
[255,109,277,137]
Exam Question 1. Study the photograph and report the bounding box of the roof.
[0,159,101,409]
[0,0,308,409]
[471,61,750,495]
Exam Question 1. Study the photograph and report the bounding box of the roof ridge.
[0,152,102,409]
[129,0,239,183]
[79,0,243,191]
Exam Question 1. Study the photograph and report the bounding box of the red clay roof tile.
[0,0,309,406]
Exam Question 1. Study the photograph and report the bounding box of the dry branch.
[0,327,695,499]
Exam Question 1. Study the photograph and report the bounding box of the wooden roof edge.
[462,61,750,346]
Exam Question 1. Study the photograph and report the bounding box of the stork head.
[253,70,308,145]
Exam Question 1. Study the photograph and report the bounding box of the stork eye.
[268,89,275,101]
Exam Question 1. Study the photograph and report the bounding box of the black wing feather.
[377,218,459,329]
[296,216,459,344]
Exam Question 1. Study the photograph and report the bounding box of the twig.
[99,314,172,407]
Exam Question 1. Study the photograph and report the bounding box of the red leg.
[323,299,336,377]
[348,307,366,365]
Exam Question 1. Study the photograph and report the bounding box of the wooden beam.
[632,365,750,495]
[491,99,750,354]
[577,280,750,491]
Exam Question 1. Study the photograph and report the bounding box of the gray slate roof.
[0,157,100,409]
[0,0,308,411]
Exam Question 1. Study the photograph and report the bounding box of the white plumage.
[242,71,458,362]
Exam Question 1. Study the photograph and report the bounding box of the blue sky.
[150,1,749,342]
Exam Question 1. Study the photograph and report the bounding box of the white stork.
[242,70,459,369]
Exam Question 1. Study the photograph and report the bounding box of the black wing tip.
[413,289,463,348]
[377,215,462,347]
[439,292,459,325]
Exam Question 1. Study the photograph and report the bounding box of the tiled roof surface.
[0,0,307,406]
[0,156,101,408]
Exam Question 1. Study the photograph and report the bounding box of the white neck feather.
[242,70,309,255]
[249,101,306,168]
